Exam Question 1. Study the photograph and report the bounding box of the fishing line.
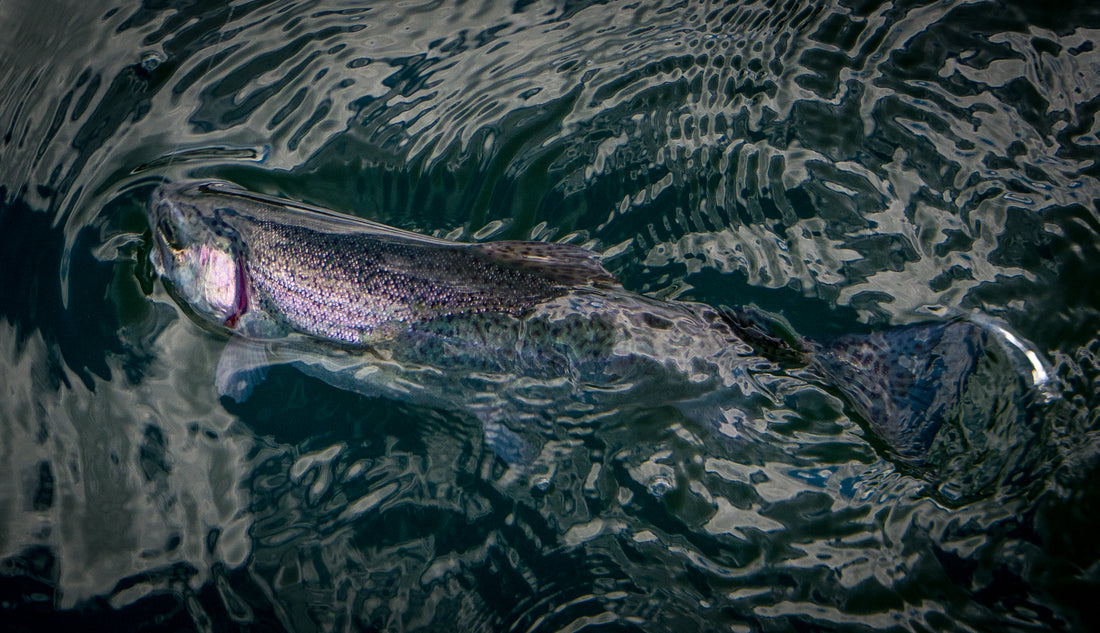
[141,3,237,292]
[162,1,236,178]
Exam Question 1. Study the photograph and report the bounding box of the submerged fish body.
[147,181,1013,462]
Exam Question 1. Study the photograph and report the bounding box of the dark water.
[2,0,1099,631]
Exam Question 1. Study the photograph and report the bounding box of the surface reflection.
[0,0,1098,631]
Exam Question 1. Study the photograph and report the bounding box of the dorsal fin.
[718,306,806,364]
[471,241,619,287]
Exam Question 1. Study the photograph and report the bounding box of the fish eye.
[158,218,183,250]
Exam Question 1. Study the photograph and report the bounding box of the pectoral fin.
[480,416,537,465]
[216,337,273,403]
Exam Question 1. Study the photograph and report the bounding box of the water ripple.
[1,0,1100,631]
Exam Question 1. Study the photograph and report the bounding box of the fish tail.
[810,320,986,462]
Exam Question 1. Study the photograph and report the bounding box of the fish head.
[148,182,249,330]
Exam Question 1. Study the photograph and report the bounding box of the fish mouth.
[145,209,174,276]
[148,237,164,273]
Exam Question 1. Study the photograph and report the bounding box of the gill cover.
[148,183,248,329]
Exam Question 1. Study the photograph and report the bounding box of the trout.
[147,180,1011,463]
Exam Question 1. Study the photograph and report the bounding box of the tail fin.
[811,321,986,462]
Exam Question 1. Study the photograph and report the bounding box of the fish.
[146,180,1029,464]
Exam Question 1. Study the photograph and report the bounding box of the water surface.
[2,0,1099,631]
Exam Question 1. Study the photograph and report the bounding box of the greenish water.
[2,1,1099,631]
